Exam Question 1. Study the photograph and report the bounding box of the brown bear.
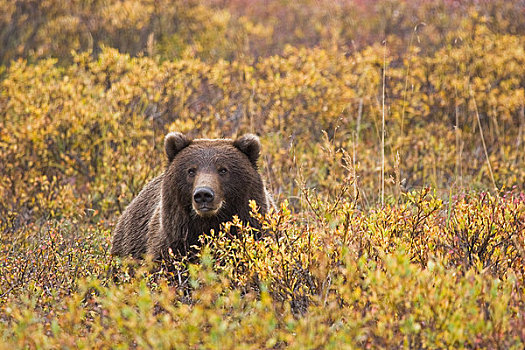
[110,132,273,260]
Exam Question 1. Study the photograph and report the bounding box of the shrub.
[1,2,525,347]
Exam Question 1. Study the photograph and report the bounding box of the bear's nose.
[193,187,215,204]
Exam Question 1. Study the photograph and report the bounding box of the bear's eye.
[218,167,228,175]
[188,168,196,177]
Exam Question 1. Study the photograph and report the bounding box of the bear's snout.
[192,172,223,216]
[193,187,215,204]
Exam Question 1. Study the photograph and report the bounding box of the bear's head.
[162,132,265,219]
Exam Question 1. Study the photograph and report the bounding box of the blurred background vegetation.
[2,0,525,64]
[1,0,524,348]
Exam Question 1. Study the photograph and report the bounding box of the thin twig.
[381,40,386,206]
[469,86,498,193]
[354,98,363,200]
[401,23,425,135]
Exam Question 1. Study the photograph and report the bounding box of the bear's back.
[111,175,163,258]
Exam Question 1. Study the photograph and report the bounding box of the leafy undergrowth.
[1,189,524,348]
[1,1,525,348]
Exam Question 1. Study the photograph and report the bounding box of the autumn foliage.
[1,0,524,348]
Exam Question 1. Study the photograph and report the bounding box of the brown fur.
[111,133,273,260]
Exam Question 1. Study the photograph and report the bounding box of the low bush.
[1,2,524,347]
[1,190,523,348]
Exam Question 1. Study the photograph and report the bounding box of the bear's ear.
[233,134,261,168]
[164,132,191,162]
